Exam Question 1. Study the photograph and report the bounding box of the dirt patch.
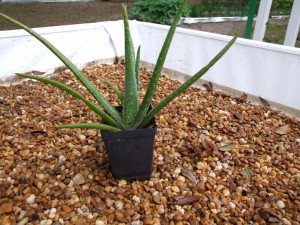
[181,21,246,36]
[0,2,131,30]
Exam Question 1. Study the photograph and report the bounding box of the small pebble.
[242,190,248,196]
[132,195,141,204]
[282,218,292,225]
[48,208,56,219]
[58,155,67,164]
[208,172,216,178]
[223,189,230,197]
[214,165,222,171]
[17,217,29,225]
[276,200,285,209]
[26,194,36,204]
[174,168,181,174]
[171,186,180,193]
[0,202,13,214]
[95,220,105,225]
[2,217,12,225]
[229,202,236,209]
[73,173,85,185]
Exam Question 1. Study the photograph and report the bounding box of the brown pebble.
[125,208,135,217]
[75,217,86,225]
[115,210,125,220]
[1,216,12,225]
[143,218,154,225]
[155,182,163,191]
[0,202,13,215]
[62,204,72,213]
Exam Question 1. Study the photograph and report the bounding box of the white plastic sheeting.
[0,20,299,113]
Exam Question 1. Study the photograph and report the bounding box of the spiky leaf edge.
[122,4,139,126]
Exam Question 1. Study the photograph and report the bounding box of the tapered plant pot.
[101,107,157,181]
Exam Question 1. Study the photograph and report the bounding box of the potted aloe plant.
[0,1,236,180]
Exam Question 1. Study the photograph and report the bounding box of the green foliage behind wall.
[130,0,191,25]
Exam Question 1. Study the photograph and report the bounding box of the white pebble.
[132,195,140,204]
[216,135,222,142]
[95,220,105,225]
[115,200,124,210]
[36,173,45,180]
[87,213,93,220]
[40,220,47,225]
[296,138,300,143]
[208,172,216,178]
[59,155,67,164]
[77,208,83,214]
[18,210,27,220]
[72,150,81,156]
[222,163,229,169]
[68,180,74,187]
[241,209,246,214]
[282,218,292,225]
[229,202,236,209]
[48,208,56,219]
[214,165,222,171]
[45,219,53,225]
[174,168,181,174]
[202,130,209,135]
[73,173,85,185]
[131,221,142,225]
[17,217,29,225]
[276,200,285,209]
[26,194,36,204]
[118,179,127,186]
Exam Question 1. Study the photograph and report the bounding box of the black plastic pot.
[101,107,157,181]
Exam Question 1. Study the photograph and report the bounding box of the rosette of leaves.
[0,1,236,132]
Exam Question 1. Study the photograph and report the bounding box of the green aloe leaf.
[122,4,139,125]
[99,76,124,103]
[220,145,235,152]
[54,123,121,132]
[139,35,237,128]
[135,45,141,99]
[16,73,121,128]
[245,167,252,178]
[130,1,186,129]
[0,12,125,129]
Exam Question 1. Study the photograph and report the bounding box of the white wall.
[135,21,300,112]
[0,20,299,113]
[0,22,123,77]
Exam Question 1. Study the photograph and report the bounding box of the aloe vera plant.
[0,1,236,132]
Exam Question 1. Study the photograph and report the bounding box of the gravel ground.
[0,63,300,225]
